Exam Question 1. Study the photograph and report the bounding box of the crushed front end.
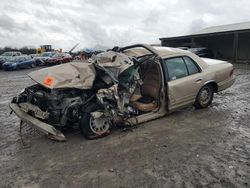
[10,48,158,141]
[10,85,91,141]
[10,62,97,141]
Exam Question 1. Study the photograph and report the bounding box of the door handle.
[195,78,203,82]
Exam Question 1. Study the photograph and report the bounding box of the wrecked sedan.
[9,44,236,141]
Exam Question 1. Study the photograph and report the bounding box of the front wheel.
[31,63,36,68]
[194,85,214,109]
[79,104,111,139]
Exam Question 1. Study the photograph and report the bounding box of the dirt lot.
[0,65,249,188]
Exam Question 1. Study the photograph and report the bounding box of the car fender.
[202,80,218,92]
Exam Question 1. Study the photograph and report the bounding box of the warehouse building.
[160,22,250,64]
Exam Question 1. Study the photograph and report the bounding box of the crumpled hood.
[28,51,136,90]
[28,62,96,89]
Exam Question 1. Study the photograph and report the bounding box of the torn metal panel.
[10,103,66,141]
[19,102,49,120]
[91,51,136,83]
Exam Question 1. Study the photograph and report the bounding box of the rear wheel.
[79,104,111,139]
[194,85,214,109]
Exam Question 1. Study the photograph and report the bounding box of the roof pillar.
[191,37,195,47]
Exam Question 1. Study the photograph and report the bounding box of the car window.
[2,52,12,56]
[53,53,61,58]
[164,57,188,81]
[183,56,200,75]
[21,57,26,61]
[42,53,50,57]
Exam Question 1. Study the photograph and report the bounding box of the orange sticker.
[43,76,54,86]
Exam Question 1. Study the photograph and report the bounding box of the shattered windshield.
[92,51,136,83]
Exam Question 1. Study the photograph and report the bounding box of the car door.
[163,56,204,111]
[24,57,30,68]
[20,57,27,68]
[26,57,33,67]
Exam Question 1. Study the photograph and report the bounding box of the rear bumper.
[9,103,66,141]
[218,75,236,92]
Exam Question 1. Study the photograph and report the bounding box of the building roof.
[193,21,250,35]
[160,21,250,40]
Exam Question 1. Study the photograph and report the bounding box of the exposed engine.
[12,84,88,128]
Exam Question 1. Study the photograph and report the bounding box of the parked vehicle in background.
[34,52,57,65]
[29,54,43,65]
[10,44,235,141]
[0,51,22,68]
[30,54,41,59]
[177,47,189,50]
[188,47,213,58]
[3,56,36,71]
[46,53,72,66]
[0,56,13,69]
[0,51,22,57]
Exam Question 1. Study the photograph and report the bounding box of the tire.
[31,63,35,68]
[194,84,214,109]
[79,104,111,139]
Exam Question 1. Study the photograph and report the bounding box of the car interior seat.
[130,62,161,112]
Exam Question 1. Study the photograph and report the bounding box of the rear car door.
[163,56,204,111]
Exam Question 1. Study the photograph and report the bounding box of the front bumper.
[3,65,16,71]
[9,103,66,141]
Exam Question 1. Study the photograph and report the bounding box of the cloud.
[188,18,207,33]
[0,0,249,51]
[0,14,16,32]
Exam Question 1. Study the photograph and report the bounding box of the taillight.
[230,68,234,76]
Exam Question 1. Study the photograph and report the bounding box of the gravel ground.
[0,65,249,188]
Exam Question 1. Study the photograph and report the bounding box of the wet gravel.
[0,65,249,188]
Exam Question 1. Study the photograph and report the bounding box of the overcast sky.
[0,0,249,51]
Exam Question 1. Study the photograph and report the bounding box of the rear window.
[183,56,200,75]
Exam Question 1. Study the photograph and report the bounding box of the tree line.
[0,46,36,55]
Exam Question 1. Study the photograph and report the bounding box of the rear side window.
[164,57,188,81]
[183,56,200,75]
